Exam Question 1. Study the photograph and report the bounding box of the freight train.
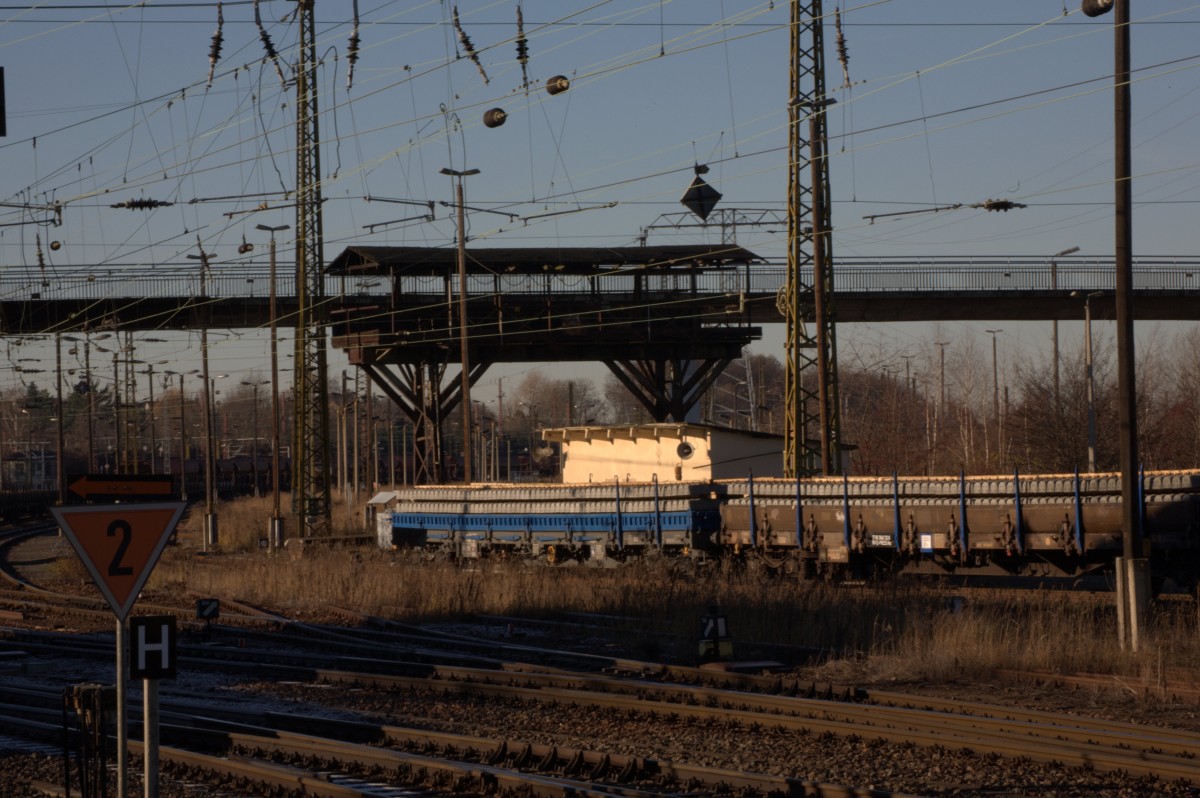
[379,470,1200,588]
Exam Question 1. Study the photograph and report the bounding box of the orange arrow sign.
[68,474,175,501]
[50,503,186,621]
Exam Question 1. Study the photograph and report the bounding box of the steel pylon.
[783,0,841,477]
[292,0,332,535]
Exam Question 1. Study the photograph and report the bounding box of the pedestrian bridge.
[2,254,1199,335]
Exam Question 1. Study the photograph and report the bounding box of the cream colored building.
[541,423,784,483]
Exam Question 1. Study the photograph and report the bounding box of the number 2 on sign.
[107,519,133,576]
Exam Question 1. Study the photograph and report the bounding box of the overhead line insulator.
[453,5,490,85]
[206,1,225,90]
[516,5,530,91]
[976,199,1027,212]
[111,199,174,210]
[254,0,287,88]
[347,0,361,91]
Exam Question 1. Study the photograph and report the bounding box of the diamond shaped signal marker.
[681,175,722,221]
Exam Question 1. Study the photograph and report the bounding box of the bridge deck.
[2,256,1200,335]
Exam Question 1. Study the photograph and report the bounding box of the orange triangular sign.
[50,502,186,621]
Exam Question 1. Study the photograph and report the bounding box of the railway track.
[0,523,62,591]
[0,683,916,798]
[4,522,1200,795]
[3,620,1200,793]
[0,526,293,632]
[5,530,1198,713]
[5,546,1199,706]
[0,584,287,632]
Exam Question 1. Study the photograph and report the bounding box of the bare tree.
[603,374,653,425]
[511,371,604,429]
[1163,328,1200,467]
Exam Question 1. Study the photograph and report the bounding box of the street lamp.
[241,379,269,497]
[985,329,1003,464]
[441,166,480,483]
[519,400,538,476]
[163,368,199,501]
[187,240,219,551]
[1050,245,1080,409]
[140,361,167,475]
[204,372,227,548]
[54,334,64,505]
[256,222,290,550]
[1073,291,1105,472]
[985,330,1002,421]
[64,332,109,472]
[1081,0,1145,650]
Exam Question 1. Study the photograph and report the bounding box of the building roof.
[327,244,763,276]
[366,490,401,506]
[541,422,783,443]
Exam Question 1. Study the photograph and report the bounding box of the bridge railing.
[5,258,1200,300]
[2,267,309,301]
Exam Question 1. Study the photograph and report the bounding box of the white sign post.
[50,502,185,798]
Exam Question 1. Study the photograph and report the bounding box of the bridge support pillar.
[604,358,732,422]
[362,360,490,485]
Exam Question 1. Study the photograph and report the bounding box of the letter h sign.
[129,616,177,680]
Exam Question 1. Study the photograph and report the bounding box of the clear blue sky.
[2,1,1198,402]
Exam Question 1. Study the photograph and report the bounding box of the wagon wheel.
[755,549,791,570]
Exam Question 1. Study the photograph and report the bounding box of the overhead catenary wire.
[2,1,1198,305]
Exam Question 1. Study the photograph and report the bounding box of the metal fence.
[6,257,1200,301]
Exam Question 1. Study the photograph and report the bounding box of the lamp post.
[985,329,1002,421]
[242,380,269,497]
[54,334,64,505]
[64,332,110,472]
[164,369,198,501]
[441,166,480,483]
[256,223,289,549]
[141,362,166,474]
[144,366,156,474]
[109,353,132,471]
[1082,0,1145,650]
[203,372,227,546]
[367,383,379,491]
[1082,291,1103,473]
[519,401,538,476]
[187,241,219,551]
[1050,245,1080,410]
[985,329,1003,463]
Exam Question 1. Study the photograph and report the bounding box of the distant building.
[0,449,57,491]
[541,423,784,483]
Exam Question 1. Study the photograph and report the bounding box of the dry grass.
[153,497,1200,681]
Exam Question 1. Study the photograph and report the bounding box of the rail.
[5,257,1200,302]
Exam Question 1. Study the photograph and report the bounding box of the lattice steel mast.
[293,0,332,534]
[783,0,841,476]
